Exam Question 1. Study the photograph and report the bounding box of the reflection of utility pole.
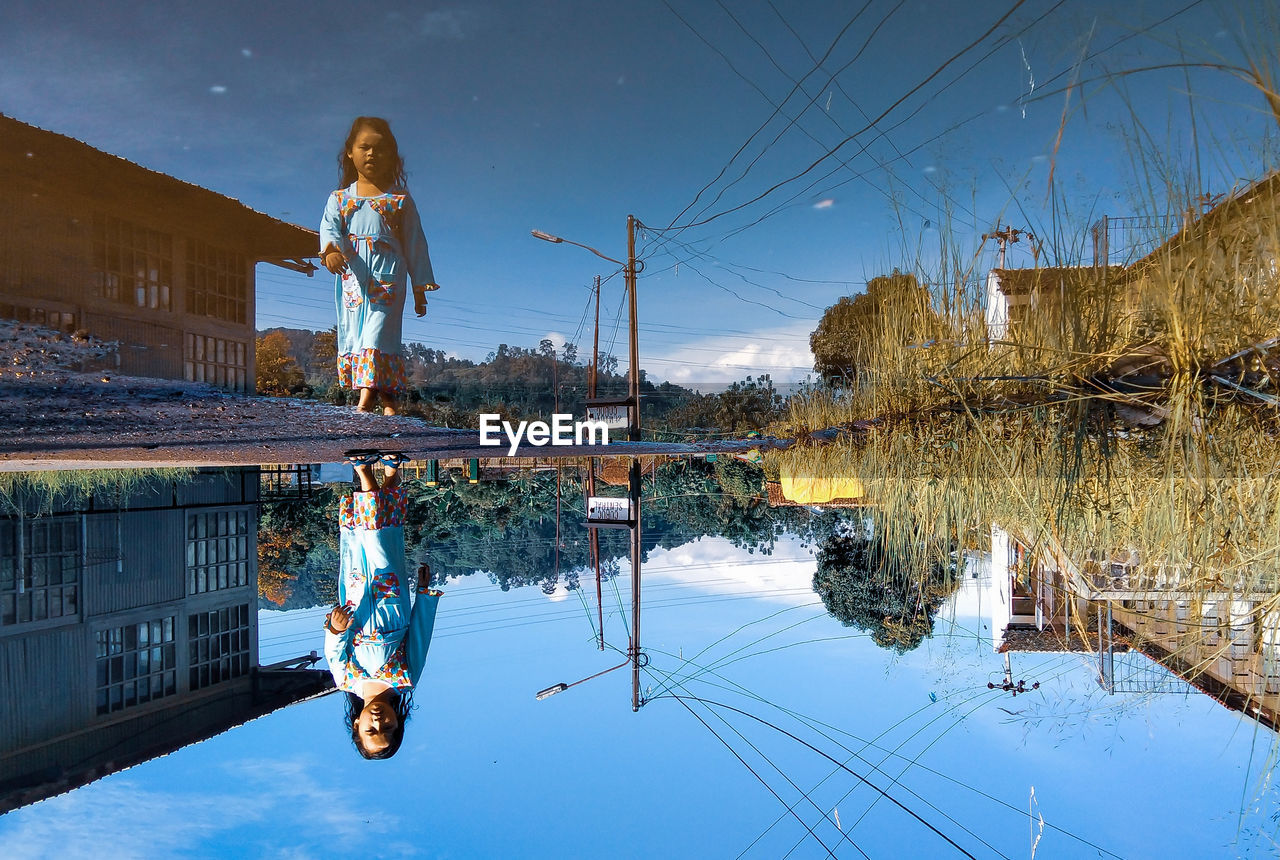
[987,651,1040,695]
[629,456,643,711]
[553,456,648,705]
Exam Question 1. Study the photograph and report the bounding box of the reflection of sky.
[4,534,1279,857]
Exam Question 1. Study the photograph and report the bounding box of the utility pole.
[590,275,601,400]
[983,224,1025,270]
[625,214,641,443]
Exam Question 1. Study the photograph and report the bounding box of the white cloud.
[646,321,815,389]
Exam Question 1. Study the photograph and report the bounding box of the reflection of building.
[984,524,1280,731]
[0,468,332,813]
[0,115,316,392]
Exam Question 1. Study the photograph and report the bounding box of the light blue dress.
[318,183,437,393]
[323,487,440,691]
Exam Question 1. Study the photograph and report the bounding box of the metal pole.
[586,456,604,651]
[626,215,640,442]
[590,275,600,400]
[630,456,642,711]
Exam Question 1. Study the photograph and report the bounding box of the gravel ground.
[0,323,775,470]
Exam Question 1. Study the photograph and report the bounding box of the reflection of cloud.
[0,780,260,856]
[648,321,815,388]
[420,9,469,39]
[643,536,818,606]
[0,756,408,857]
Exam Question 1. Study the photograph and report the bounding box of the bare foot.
[382,405,398,416]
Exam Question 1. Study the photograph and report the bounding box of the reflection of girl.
[324,453,441,759]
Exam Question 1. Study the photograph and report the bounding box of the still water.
[0,460,1276,858]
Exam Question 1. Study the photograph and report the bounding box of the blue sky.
[2,0,1276,385]
[3,533,1278,858]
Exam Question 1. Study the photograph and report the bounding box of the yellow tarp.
[779,467,865,504]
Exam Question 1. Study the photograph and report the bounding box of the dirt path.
[1,325,776,469]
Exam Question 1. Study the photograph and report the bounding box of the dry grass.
[771,178,1280,647]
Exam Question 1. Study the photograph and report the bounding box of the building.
[0,114,317,392]
[986,171,1280,345]
[984,265,1126,343]
[0,468,333,812]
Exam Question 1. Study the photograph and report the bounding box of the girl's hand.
[326,604,353,633]
[322,249,348,275]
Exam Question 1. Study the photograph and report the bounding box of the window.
[186,510,251,594]
[187,239,247,324]
[95,617,177,715]
[91,214,173,311]
[184,333,247,391]
[189,604,251,690]
[0,302,76,333]
[0,518,79,627]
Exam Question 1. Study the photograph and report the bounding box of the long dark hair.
[337,116,407,189]
[343,688,414,760]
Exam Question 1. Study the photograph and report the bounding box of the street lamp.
[530,217,642,443]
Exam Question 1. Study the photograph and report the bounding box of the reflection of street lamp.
[535,652,647,701]
[531,218,642,442]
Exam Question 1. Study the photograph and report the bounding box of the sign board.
[587,496,632,523]
[586,404,631,430]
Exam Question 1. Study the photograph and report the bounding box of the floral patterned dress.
[319,183,437,394]
[323,485,442,692]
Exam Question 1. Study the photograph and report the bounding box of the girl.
[320,117,439,415]
[324,452,442,759]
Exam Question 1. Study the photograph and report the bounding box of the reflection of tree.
[813,526,959,654]
[258,460,857,609]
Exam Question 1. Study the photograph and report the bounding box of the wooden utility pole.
[626,214,640,442]
[589,275,601,399]
[983,224,1025,269]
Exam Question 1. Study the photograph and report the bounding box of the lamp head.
[536,683,569,700]
[531,229,563,243]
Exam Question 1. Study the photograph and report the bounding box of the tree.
[812,527,958,654]
[309,328,338,386]
[810,270,936,384]
[256,331,305,395]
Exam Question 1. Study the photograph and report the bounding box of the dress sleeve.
[324,628,355,687]
[407,589,442,686]
[401,193,438,291]
[319,191,349,259]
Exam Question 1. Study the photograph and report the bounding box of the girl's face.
[347,127,391,185]
[357,697,399,754]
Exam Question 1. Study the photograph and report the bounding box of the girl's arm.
[401,194,438,293]
[406,587,443,686]
[319,191,351,263]
[323,626,356,685]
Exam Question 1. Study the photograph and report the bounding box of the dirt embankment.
[1,322,771,469]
